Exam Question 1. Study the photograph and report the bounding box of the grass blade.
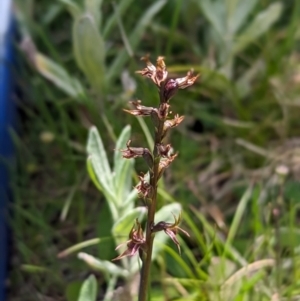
[233,2,283,54]
[107,0,167,82]
[223,185,253,256]
[57,238,101,258]
[78,253,128,277]
[35,53,84,99]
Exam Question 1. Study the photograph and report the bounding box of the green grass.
[9,0,300,300]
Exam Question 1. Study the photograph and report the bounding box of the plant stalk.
[133,57,197,300]
[138,103,165,301]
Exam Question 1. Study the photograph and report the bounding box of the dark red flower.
[151,212,189,254]
[135,173,153,200]
[112,219,145,261]
[120,140,153,168]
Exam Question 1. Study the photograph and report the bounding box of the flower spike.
[112,55,196,301]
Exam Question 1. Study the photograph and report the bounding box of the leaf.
[208,257,237,285]
[233,2,283,54]
[219,259,275,301]
[225,0,239,19]
[86,127,119,221]
[161,244,196,279]
[86,157,103,192]
[223,259,275,287]
[107,0,167,81]
[235,59,265,98]
[84,0,103,27]
[152,203,182,259]
[78,253,128,277]
[197,0,226,38]
[77,274,97,301]
[190,206,248,266]
[122,188,138,212]
[73,13,106,93]
[136,117,154,151]
[207,257,237,301]
[103,0,135,38]
[228,0,258,34]
[20,265,48,273]
[57,238,101,258]
[270,227,300,249]
[87,158,118,222]
[113,125,134,204]
[87,126,112,189]
[57,0,81,18]
[223,185,252,255]
[96,202,115,260]
[35,53,84,99]
[87,157,116,206]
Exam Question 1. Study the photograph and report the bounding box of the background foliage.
[9,0,300,300]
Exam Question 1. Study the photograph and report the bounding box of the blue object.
[0,0,16,300]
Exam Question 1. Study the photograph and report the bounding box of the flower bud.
[120,140,153,168]
[158,103,170,120]
[158,153,178,179]
[136,173,154,200]
[163,79,179,102]
[164,114,184,130]
[156,143,172,158]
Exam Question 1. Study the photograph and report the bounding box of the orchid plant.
[112,56,198,301]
